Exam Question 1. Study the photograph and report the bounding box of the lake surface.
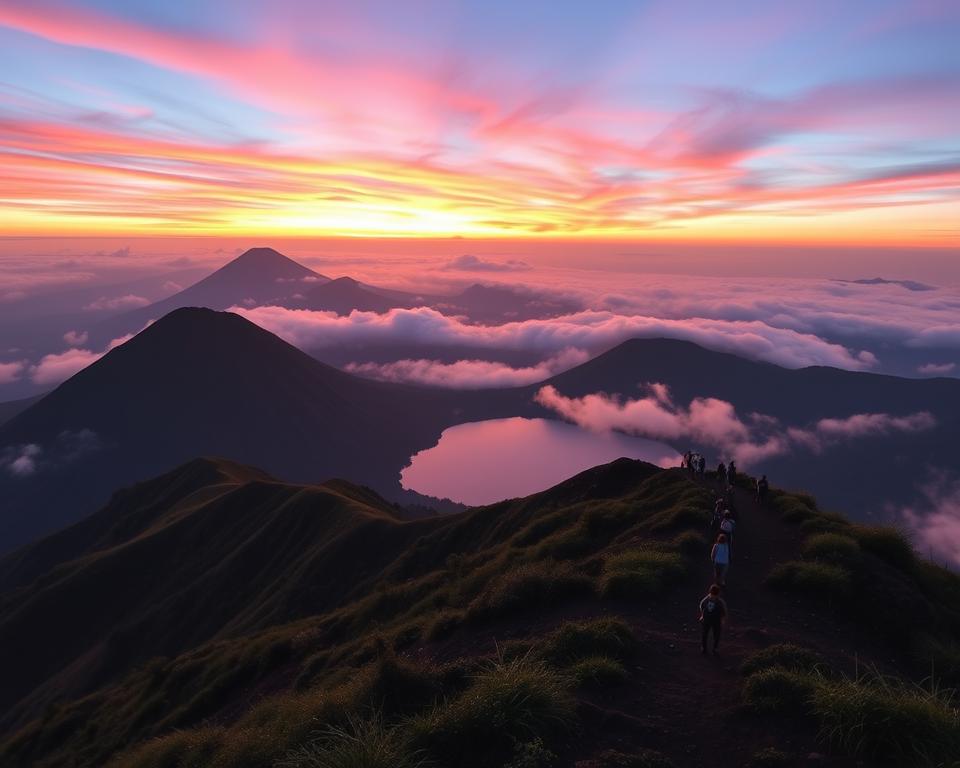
[402,417,679,506]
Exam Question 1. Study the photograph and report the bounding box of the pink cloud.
[83,294,150,311]
[63,330,88,347]
[901,474,960,568]
[0,360,26,384]
[918,362,956,375]
[815,411,936,438]
[29,332,134,386]
[534,383,936,465]
[2,443,41,476]
[345,348,588,389]
[231,305,875,370]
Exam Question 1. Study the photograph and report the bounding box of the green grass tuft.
[409,654,576,768]
[276,711,428,768]
[600,549,685,598]
[813,672,960,766]
[567,655,628,687]
[465,562,594,622]
[849,525,916,573]
[741,644,825,677]
[765,561,853,602]
[801,533,861,564]
[742,668,817,714]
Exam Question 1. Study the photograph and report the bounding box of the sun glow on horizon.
[0,0,958,246]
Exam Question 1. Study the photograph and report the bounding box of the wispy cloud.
[345,348,588,388]
[535,382,936,465]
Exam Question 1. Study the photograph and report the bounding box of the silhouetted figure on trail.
[699,584,727,655]
[711,497,724,531]
[756,474,769,505]
[717,462,727,486]
[720,512,735,557]
[697,455,706,477]
[728,460,737,486]
[711,534,730,585]
[725,485,737,518]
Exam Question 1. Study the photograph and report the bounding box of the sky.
[0,0,958,249]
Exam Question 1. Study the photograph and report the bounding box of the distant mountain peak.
[217,247,317,278]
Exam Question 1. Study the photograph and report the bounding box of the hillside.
[1,457,958,768]
[0,308,476,553]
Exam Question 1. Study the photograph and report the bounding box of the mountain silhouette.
[291,276,407,315]
[89,248,328,344]
[0,308,472,553]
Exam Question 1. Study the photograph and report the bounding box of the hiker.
[698,584,728,655]
[720,512,735,557]
[717,462,727,486]
[756,474,769,505]
[711,534,731,585]
[728,460,737,486]
[697,455,706,477]
[713,496,725,522]
[725,485,737,517]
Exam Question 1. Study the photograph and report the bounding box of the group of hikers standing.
[684,450,770,656]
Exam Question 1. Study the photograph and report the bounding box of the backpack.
[703,597,723,619]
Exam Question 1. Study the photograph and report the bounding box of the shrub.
[801,533,861,564]
[539,618,639,666]
[765,561,853,602]
[568,656,628,687]
[647,505,708,533]
[601,550,685,598]
[409,655,576,768]
[742,668,816,714]
[672,530,708,558]
[741,644,825,677]
[813,673,960,765]
[597,748,675,768]
[798,516,848,535]
[850,525,916,573]
[276,711,427,768]
[466,563,594,621]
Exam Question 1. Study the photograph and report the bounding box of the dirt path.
[575,476,861,767]
[417,473,870,766]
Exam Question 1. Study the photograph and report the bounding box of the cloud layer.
[232,305,875,371]
[534,383,936,464]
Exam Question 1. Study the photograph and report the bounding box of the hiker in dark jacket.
[717,462,727,486]
[756,474,769,504]
[699,584,728,654]
[728,460,737,486]
[697,455,706,477]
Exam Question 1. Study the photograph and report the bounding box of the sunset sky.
[1,0,958,246]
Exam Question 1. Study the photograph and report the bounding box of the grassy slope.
[1,460,958,768]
